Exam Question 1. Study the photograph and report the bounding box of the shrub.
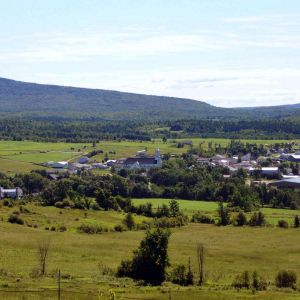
[278,220,288,229]
[217,202,231,226]
[123,212,135,230]
[154,215,188,228]
[170,260,194,286]
[55,199,74,208]
[252,271,267,291]
[191,212,215,224]
[116,228,171,285]
[98,263,114,276]
[294,215,300,228]
[54,201,64,208]
[275,270,297,288]
[59,225,67,232]
[3,199,13,207]
[170,265,186,285]
[77,224,108,234]
[8,213,24,225]
[232,271,250,289]
[235,211,247,226]
[91,202,101,211]
[116,260,133,278]
[114,224,126,232]
[248,212,266,226]
[51,226,56,231]
[19,206,30,213]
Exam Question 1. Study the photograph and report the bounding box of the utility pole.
[58,269,61,300]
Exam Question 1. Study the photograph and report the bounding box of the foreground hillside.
[0,201,300,299]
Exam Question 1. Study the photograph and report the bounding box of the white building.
[0,187,23,199]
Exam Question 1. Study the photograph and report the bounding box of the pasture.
[0,201,300,299]
[132,198,299,226]
[0,138,299,174]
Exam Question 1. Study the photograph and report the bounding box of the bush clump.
[170,260,194,286]
[191,212,215,224]
[8,213,24,225]
[275,270,297,288]
[154,215,188,228]
[248,212,266,226]
[235,211,247,226]
[77,224,108,234]
[117,228,171,285]
[114,224,126,232]
[232,271,267,291]
[277,220,289,229]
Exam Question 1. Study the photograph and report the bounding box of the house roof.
[124,157,157,165]
[289,155,300,159]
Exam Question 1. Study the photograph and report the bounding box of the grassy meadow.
[0,201,300,299]
[132,198,299,226]
[1,138,300,174]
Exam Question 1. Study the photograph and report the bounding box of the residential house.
[0,187,23,199]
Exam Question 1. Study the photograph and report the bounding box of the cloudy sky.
[1,0,300,107]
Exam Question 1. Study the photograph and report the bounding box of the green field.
[132,198,300,226]
[1,138,299,174]
[133,198,219,217]
[0,201,300,299]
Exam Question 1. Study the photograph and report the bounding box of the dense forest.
[0,77,300,121]
[1,117,300,142]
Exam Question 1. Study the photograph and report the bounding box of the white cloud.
[222,13,300,24]
[18,67,299,108]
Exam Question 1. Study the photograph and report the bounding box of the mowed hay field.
[132,198,300,226]
[1,138,300,174]
[0,202,300,299]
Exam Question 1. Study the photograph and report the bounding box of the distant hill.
[0,77,299,120]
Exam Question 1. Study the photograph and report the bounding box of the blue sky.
[1,0,300,107]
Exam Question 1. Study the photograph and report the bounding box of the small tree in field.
[236,211,247,226]
[117,228,171,285]
[38,238,50,276]
[169,199,180,217]
[217,202,231,226]
[123,212,135,230]
[197,243,205,286]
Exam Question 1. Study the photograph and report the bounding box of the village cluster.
[1,146,300,200]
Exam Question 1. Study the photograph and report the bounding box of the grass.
[132,198,300,226]
[1,201,300,299]
[1,137,299,174]
[132,198,219,217]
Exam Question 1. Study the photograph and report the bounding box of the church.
[116,149,162,170]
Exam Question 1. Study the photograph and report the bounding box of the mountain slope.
[0,77,228,120]
[0,77,299,120]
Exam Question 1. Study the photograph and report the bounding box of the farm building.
[116,149,162,170]
[0,187,23,199]
[78,156,89,164]
[269,177,300,189]
[48,161,68,169]
[288,155,300,163]
[248,167,279,178]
